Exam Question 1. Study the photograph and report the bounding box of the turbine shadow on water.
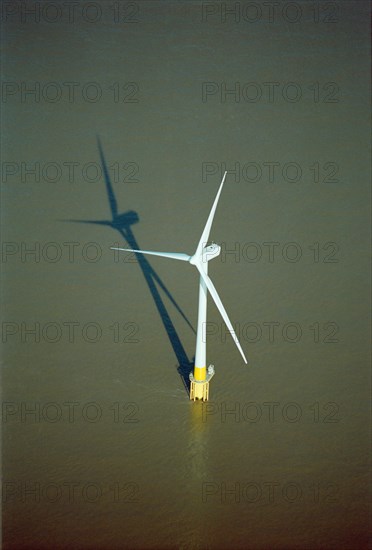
[63,136,195,394]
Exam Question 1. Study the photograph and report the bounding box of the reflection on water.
[188,402,209,482]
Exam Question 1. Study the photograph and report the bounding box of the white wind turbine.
[112,171,247,401]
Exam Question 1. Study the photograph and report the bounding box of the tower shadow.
[63,137,194,395]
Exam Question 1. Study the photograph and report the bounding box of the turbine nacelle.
[189,243,221,266]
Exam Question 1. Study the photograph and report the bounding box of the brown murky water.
[1,1,370,548]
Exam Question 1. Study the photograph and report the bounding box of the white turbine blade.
[195,263,248,364]
[194,171,227,258]
[111,247,191,262]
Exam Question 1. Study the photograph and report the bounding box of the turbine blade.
[111,247,191,262]
[194,171,227,258]
[195,263,248,364]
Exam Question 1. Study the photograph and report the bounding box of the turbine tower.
[112,171,247,401]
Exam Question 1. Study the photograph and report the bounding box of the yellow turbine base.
[190,380,210,401]
[189,365,215,402]
[194,366,207,381]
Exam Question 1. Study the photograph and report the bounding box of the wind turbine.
[112,171,247,401]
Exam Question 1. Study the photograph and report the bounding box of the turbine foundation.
[189,365,215,401]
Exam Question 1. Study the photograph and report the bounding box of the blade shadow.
[62,136,195,394]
